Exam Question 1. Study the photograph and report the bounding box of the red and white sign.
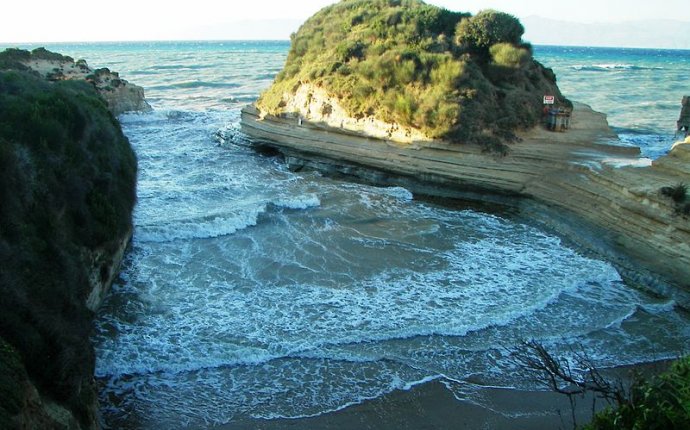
[543,95,555,105]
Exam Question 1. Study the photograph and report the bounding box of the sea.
[3,41,689,428]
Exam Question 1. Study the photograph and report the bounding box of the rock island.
[241,0,690,296]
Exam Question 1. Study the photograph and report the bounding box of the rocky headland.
[0,48,144,429]
[0,47,151,115]
[241,0,690,299]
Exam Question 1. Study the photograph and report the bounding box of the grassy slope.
[258,0,566,147]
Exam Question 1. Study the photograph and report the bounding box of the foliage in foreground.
[258,0,567,145]
[585,357,690,430]
[511,341,690,430]
[0,338,26,429]
[0,69,137,426]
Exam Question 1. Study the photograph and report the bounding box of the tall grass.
[258,0,567,146]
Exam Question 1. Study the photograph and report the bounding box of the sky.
[1,0,689,44]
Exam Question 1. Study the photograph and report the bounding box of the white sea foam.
[136,205,265,243]
[88,42,690,428]
[380,186,414,201]
[273,193,321,210]
[571,63,664,71]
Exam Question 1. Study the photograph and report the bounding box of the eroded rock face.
[267,83,430,143]
[87,67,152,116]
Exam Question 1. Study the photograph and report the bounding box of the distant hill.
[523,16,690,49]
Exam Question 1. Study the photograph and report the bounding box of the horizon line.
[2,40,689,52]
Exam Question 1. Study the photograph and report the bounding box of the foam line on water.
[136,205,266,243]
[272,193,321,210]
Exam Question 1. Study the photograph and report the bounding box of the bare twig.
[507,340,631,429]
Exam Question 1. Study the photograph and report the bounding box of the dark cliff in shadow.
[0,49,139,430]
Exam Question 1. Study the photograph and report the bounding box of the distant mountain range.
[523,16,690,49]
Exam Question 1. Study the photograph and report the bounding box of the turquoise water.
[534,45,690,158]
[3,41,689,428]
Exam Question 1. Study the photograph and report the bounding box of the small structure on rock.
[544,105,572,132]
[678,96,690,137]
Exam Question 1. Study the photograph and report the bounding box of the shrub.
[661,183,687,203]
[30,47,74,63]
[455,10,524,55]
[586,357,690,429]
[682,202,690,217]
[0,69,136,427]
[490,42,530,69]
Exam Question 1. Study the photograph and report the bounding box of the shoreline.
[219,360,672,430]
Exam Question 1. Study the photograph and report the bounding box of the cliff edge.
[0,51,138,429]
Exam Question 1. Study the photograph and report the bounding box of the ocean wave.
[165,110,201,122]
[222,95,258,103]
[379,186,414,201]
[600,300,678,332]
[571,63,664,72]
[136,206,266,243]
[134,193,322,243]
[255,73,279,80]
[96,344,278,378]
[150,81,241,91]
[148,64,218,71]
[272,193,321,210]
[254,374,444,421]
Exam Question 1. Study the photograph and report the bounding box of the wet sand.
[219,380,591,430]
[214,360,671,430]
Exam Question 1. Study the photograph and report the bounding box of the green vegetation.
[0,47,73,72]
[455,9,525,54]
[258,0,566,145]
[0,65,136,426]
[513,341,690,430]
[585,357,690,429]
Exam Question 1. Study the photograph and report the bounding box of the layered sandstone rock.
[241,103,690,303]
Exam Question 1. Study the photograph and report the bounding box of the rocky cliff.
[0,47,151,115]
[241,102,690,302]
[0,50,139,429]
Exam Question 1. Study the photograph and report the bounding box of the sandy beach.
[219,361,670,430]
